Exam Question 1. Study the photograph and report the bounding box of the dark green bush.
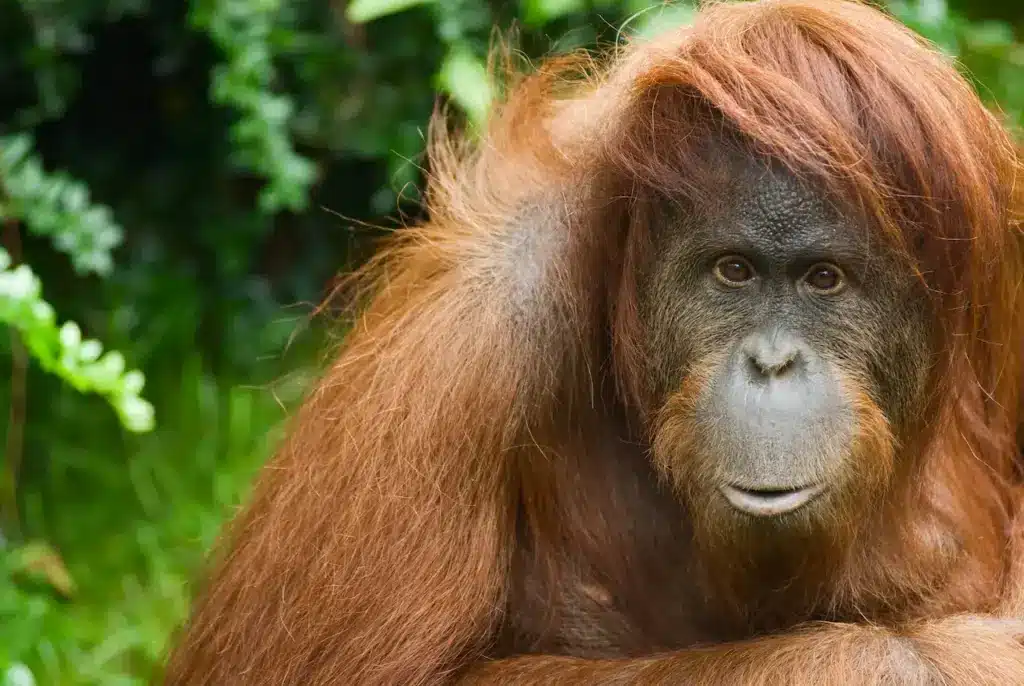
[0,0,1020,683]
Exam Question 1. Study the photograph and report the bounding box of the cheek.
[636,229,754,400]
[639,287,749,400]
[814,289,934,437]
[867,317,933,433]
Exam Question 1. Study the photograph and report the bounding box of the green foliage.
[2,664,35,686]
[522,0,586,25]
[0,249,153,433]
[437,46,494,129]
[0,356,306,684]
[189,0,318,213]
[0,135,121,277]
[891,0,1024,126]
[346,0,437,24]
[625,1,697,40]
[0,0,1020,683]
[0,133,153,433]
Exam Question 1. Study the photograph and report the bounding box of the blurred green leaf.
[346,0,437,24]
[963,20,1016,49]
[627,2,697,41]
[437,46,494,129]
[2,664,35,686]
[521,0,585,25]
[0,134,123,276]
[190,0,318,213]
[916,0,949,26]
[0,247,154,432]
[10,541,76,599]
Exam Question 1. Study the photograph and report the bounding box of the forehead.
[697,156,864,258]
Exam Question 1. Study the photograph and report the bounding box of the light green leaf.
[0,134,31,170]
[3,663,36,686]
[0,248,154,432]
[628,2,697,42]
[191,0,316,213]
[916,0,948,27]
[521,0,585,25]
[438,47,494,130]
[345,0,436,24]
[79,339,103,362]
[0,135,125,275]
[119,395,156,433]
[59,321,81,349]
[964,20,1015,49]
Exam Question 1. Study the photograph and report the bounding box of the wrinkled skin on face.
[637,152,936,525]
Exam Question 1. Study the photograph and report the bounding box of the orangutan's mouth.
[719,483,825,516]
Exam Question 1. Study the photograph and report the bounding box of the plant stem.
[2,217,27,538]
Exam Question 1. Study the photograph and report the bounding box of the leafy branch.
[0,134,122,276]
[0,136,154,433]
[190,0,318,213]
[0,248,153,433]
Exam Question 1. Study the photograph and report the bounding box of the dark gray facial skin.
[637,152,936,519]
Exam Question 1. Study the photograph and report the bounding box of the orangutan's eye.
[804,263,846,294]
[713,256,756,286]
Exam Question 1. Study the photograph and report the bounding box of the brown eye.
[804,263,845,293]
[713,256,755,286]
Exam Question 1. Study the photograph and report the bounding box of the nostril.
[745,354,764,377]
[771,356,796,376]
[746,350,799,378]
[740,330,806,378]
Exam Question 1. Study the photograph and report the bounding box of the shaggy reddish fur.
[165,1,1024,684]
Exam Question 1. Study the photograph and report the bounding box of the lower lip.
[719,484,825,516]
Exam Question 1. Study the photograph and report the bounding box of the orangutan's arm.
[459,616,1024,686]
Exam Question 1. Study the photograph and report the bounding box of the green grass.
[2,351,319,685]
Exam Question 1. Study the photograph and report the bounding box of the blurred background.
[0,0,1020,683]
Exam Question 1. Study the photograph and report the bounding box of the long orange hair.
[165,2,1024,684]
